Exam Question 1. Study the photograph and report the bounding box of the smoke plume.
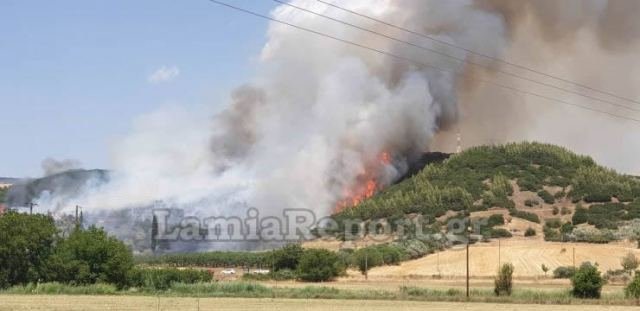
[33,1,640,243]
[41,158,83,176]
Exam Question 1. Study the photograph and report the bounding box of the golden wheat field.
[362,238,640,279]
[1,296,638,311]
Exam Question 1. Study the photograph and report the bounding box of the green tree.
[494,263,514,296]
[297,249,344,282]
[571,262,604,299]
[151,215,158,253]
[541,264,549,277]
[0,212,57,288]
[352,248,383,279]
[46,226,134,289]
[269,244,304,271]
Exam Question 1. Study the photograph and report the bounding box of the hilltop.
[332,142,640,244]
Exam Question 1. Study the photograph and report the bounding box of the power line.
[278,0,640,113]
[317,0,640,108]
[206,0,640,125]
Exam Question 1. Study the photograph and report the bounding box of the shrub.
[545,218,562,229]
[509,209,540,223]
[486,228,512,238]
[572,226,615,243]
[538,190,555,204]
[543,226,561,241]
[560,222,574,234]
[561,206,571,215]
[494,263,514,296]
[524,227,536,237]
[553,266,577,279]
[297,249,344,282]
[572,205,588,225]
[571,262,604,299]
[625,273,640,300]
[487,214,505,227]
[374,244,407,265]
[554,189,567,199]
[552,206,559,215]
[621,252,639,272]
[524,199,539,207]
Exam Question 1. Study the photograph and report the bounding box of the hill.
[332,142,640,244]
[5,169,110,207]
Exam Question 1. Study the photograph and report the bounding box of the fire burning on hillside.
[334,151,394,213]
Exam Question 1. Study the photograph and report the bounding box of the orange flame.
[333,151,392,213]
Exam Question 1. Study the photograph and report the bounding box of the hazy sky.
[0,0,277,177]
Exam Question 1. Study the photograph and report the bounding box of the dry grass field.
[364,238,640,279]
[1,296,638,311]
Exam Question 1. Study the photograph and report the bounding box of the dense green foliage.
[0,212,135,290]
[46,227,134,289]
[572,202,640,230]
[538,190,555,204]
[0,212,57,288]
[509,209,540,223]
[331,143,640,243]
[127,268,212,290]
[269,244,304,271]
[352,247,384,276]
[625,273,640,300]
[297,249,345,282]
[334,141,598,222]
[494,263,514,296]
[571,263,605,299]
[136,251,270,268]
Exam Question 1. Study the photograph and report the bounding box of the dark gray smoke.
[41,158,83,177]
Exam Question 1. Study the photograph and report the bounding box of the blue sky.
[0,0,277,177]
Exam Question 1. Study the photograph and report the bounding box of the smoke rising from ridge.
[33,1,640,241]
[41,158,83,176]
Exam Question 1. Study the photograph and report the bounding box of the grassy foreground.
[1,296,639,311]
[2,282,638,306]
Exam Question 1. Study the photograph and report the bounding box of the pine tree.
[151,215,158,253]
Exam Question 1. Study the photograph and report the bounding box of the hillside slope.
[333,142,640,243]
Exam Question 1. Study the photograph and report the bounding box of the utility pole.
[364,251,368,281]
[75,205,83,228]
[456,130,462,154]
[466,214,470,299]
[25,202,38,215]
[466,232,470,298]
[498,239,501,269]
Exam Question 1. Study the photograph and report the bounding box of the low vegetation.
[494,263,514,296]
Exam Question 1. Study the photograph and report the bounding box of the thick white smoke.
[39,0,640,225]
